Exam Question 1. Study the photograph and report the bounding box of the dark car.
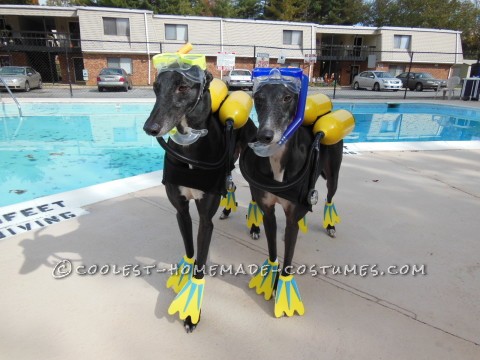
[0,66,43,92]
[396,72,446,91]
[97,67,133,92]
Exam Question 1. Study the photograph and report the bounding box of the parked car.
[97,68,133,92]
[0,66,42,92]
[352,71,402,91]
[223,69,253,90]
[396,72,446,91]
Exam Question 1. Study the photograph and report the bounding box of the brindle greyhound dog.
[240,77,344,317]
[143,65,256,332]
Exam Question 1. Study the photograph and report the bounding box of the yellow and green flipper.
[323,201,341,228]
[166,255,195,293]
[249,258,279,300]
[246,201,263,228]
[298,216,308,233]
[168,277,205,325]
[220,188,237,212]
[274,274,305,317]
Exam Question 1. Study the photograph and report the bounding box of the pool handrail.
[0,76,23,118]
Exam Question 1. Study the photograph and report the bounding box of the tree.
[2,0,39,4]
[365,0,480,56]
[236,0,263,19]
[304,0,369,25]
[264,0,307,21]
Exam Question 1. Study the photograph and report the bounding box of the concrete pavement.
[0,149,479,359]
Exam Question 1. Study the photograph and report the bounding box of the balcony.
[0,30,81,53]
[317,44,375,61]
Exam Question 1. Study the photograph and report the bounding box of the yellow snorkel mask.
[152,52,207,84]
[152,44,209,145]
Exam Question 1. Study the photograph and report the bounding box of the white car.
[224,69,253,90]
[352,71,402,91]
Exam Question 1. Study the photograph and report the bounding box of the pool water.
[1,102,479,206]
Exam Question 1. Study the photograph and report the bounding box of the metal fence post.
[404,51,414,100]
[332,56,339,99]
[65,44,73,97]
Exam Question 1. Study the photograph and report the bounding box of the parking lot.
[1,82,463,101]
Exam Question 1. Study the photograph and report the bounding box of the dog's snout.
[143,122,161,137]
[257,129,274,144]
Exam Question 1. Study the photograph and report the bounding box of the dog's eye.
[177,85,190,93]
[283,95,293,103]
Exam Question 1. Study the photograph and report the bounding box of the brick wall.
[12,52,28,66]
[83,53,156,86]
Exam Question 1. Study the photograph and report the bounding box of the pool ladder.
[0,76,23,117]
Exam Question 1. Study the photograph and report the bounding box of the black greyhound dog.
[143,66,256,332]
[240,82,344,317]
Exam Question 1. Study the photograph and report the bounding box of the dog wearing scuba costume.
[143,53,256,332]
[240,68,354,317]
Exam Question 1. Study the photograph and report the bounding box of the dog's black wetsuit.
[160,112,248,196]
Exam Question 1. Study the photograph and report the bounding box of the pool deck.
[1,97,480,359]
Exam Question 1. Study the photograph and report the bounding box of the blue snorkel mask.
[249,67,309,157]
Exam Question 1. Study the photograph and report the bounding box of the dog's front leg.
[274,206,306,318]
[164,183,195,294]
[168,192,220,333]
[249,192,279,300]
[194,193,221,278]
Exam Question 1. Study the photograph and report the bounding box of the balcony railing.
[317,44,375,61]
[0,30,81,52]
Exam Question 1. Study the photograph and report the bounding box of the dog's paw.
[274,275,305,318]
[168,277,205,325]
[219,209,230,220]
[166,255,194,293]
[249,258,279,300]
[183,313,200,333]
[250,224,261,240]
[326,225,336,238]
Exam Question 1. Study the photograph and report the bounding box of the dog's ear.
[204,70,213,90]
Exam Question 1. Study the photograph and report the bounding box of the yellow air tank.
[209,78,229,113]
[303,93,333,125]
[313,109,355,145]
[219,91,253,129]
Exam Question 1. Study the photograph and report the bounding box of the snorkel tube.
[277,70,309,145]
[249,68,309,157]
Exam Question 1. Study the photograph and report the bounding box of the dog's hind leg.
[274,207,306,318]
[323,143,343,238]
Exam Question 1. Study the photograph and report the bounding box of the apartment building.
[0,4,464,87]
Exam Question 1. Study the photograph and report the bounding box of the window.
[394,35,411,49]
[283,30,302,46]
[103,17,130,36]
[165,24,188,41]
[107,57,132,74]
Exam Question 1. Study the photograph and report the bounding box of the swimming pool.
[1,101,479,206]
